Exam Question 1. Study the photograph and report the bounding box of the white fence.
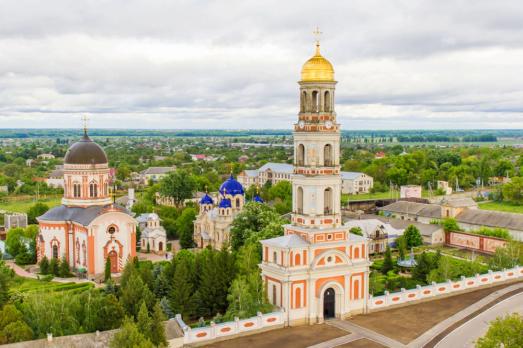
[176,311,284,345]
[369,266,523,310]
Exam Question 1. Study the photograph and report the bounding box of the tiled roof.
[341,172,365,180]
[456,209,523,231]
[38,204,131,226]
[379,201,441,219]
[261,234,309,248]
[141,167,175,175]
[259,163,293,174]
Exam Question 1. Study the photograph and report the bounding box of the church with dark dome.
[194,174,262,249]
[36,129,137,277]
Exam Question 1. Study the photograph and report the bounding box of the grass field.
[478,201,523,214]
[9,276,94,294]
[0,196,62,213]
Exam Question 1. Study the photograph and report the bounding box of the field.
[479,201,523,214]
[9,276,94,295]
[0,195,62,213]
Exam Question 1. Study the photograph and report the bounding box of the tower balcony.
[293,165,340,176]
[291,212,342,228]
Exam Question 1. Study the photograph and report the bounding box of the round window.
[327,256,332,263]
[108,226,116,234]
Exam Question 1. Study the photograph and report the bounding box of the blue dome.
[219,174,244,196]
[219,198,232,208]
[199,193,214,205]
[253,195,264,203]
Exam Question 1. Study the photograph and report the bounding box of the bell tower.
[292,31,342,230]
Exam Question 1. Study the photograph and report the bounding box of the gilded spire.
[301,27,334,82]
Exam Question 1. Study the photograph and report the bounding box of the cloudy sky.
[1,0,523,130]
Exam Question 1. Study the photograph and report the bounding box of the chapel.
[37,128,137,276]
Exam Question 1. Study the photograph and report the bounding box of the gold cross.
[313,27,322,44]
[82,115,89,135]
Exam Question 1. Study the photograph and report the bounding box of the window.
[324,91,331,112]
[324,144,333,166]
[272,285,277,305]
[324,188,333,214]
[297,144,305,166]
[89,181,98,197]
[73,183,81,198]
[273,251,278,264]
[300,91,307,112]
[297,187,304,214]
[312,91,319,112]
[295,287,301,308]
[295,253,301,266]
[236,198,241,208]
[108,226,116,234]
[52,244,58,259]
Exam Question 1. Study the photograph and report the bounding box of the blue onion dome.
[219,174,245,196]
[253,195,264,203]
[219,198,232,208]
[200,193,214,205]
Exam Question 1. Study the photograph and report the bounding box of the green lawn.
[478,201,523,214]
[9,275,94,294]
[0,196,62,213]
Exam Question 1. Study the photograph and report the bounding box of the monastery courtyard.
[205,280,523,348]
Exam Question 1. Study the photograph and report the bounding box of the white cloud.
[0,0,522,129]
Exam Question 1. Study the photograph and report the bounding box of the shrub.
[39,256,50,275]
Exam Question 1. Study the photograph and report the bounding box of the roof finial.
[82,115,89,136]
[313,26,322,55]
[205,185,208,194]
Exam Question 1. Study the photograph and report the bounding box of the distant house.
[379,197,523,241]
[400,185,422,199]
[4,213,28,231]
[238,155,249,163]
[139,166,176,185]
[46,168,64,188]
[375,151,386,159]
[37,153,55,160]
[237,163,293,188]
[341,172,373,194]
[437,181,452,195]
[191,154,207,161]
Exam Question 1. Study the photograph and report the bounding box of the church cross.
[82,115,89,135]
[313,27,322,44]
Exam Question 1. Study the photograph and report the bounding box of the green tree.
[230,202,285,251]
[396,235,407,260]
[169,251,196,319]
[442,218,461,232]
[137,301,152,335]
[159,170,196,207]
[110,317,154,348]
[382,246,394,274]
[412,252,439,282]
[120,270,155,319]
[488,242,520,271]
[176,207,197,249]
[0,305,33,344]
[502,177,523,204]
[39,256,50,275]
[349,227,363,236]
[403,225,423,247]
[105,257,112,282]
[476,313,523,348]
[369,271,386,296]
[5,227,25,257]
[27,202,50,224]
[49,257,60,276]
[59,258,71,277]
[149,302,167,347]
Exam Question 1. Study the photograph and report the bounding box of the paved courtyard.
[204,324,347,348]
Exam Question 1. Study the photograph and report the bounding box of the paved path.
[307,332,362,348]
[328,320,404,348]
[6,260,99,286]
[410,281,523,347]
[435,292,523,348]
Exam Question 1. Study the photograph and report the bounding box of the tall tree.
[159,170,196,207]
[176,207,197,249]
[382,246,394,274]
[110,317,153,348]
[149,302,167,347]
[169,251,196,319]
[104,257,111,282]
[476,313,523,348]
[403,225,423,247]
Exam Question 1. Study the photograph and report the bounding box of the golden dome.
[300,43,335,82]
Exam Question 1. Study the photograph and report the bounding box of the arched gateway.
[323,288,335,319]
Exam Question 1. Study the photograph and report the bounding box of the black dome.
[64,133,108,165]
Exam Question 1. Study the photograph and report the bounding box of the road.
[435,292,523,348]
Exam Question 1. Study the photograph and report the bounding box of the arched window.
[273,251,278,264]
[236,198,241,208]
[295,253,301,266]
[89,181,98,197]
[76,240,80,263]
[297,144,305,166]
[73,183,81,198]
[295,287,301,308]
[297,187,304,214]
[312,91,319,112]
[324,144,333,166]
[354,247,360,259]
[272,285,277,305]
[354,279,360,299]
[324,188,333,215]
[301,91,307,112]
[52,245,58,259]
[324,91,331,112]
